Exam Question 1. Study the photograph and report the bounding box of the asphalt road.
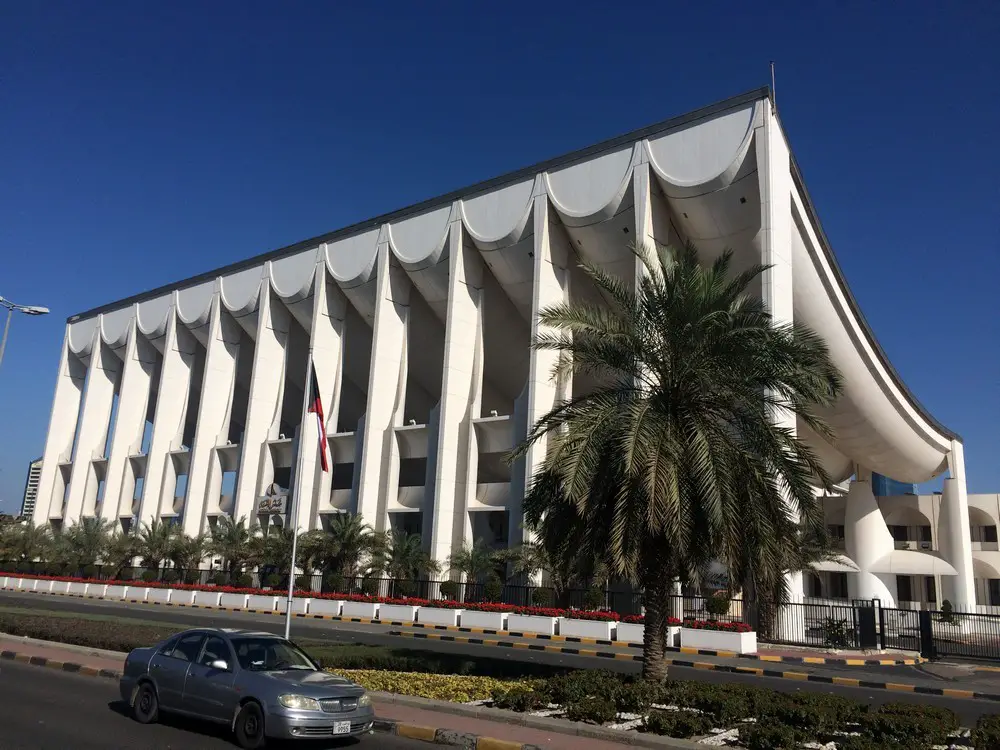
[0,659,430,750]
[1,590,997,726]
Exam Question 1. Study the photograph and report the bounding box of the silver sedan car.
[119,627,375,748]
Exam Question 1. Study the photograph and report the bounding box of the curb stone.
[0,650,122,680]
[1,587,923,667]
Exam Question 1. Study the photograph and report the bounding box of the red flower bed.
[682,619,753,633]
[562,609,620,622]
[620,615,681,626]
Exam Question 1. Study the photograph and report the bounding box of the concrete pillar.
[233,286,289,523]
[429,220,485,567]
[34,330,87,525]
[844,470,898,606]
[940,440,976,610]
[63,333,121,523]
[511,192,571,546]
[100,325,157,523]
[355,242,410,531]
[292,267,346,531]
[182,300,242,536]
[139,309,198,526]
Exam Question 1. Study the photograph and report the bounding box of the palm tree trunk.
[641,544,672,682]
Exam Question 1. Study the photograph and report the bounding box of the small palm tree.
[324,513,377,579]
[207,515,257,579]
[62,517,114,571]
[512,242,842,680]
[104,527,139,579]
[7,523,52,563]
[168,532,207,578]
[385,532,440,584]
[447,541,500,583]
[137,520,175,574]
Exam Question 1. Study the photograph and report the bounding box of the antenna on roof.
[770,61,777,113]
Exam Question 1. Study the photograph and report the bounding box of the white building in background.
[20,457,42,518]
[31,89,980,609]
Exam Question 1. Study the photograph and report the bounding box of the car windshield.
[230,637,318,672]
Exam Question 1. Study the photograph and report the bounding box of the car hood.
[256,670,364,697]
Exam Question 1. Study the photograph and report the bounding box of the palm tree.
[104,527,139,579]
[385,532,440,584]
[6,523,52,564]
[324,513,377,579]
[447,541,499,583]
[207,515,257,579]
[511,243,842,680]
[62,517,114,571]
[168,532,207,578]
[137,520,176,573]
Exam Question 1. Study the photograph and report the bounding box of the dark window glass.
[166,633,205,662]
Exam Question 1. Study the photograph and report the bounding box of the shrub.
[360,578,379,596]
[322,573,344,593]
[263,573,282,588]
[530,587,552,607]
[295,575,311,591]
[81,565,98,579]
[614,679,664,713]
[858,702,956,747]
[46,562,64,576]
[491,684,542,712]
[140,570,158,583]
[234,574,253,589]
[543,670,622,705]
[703,593,731,619]
[682,619,751,633]
[394,579,417,597]
[582,587,605,611]
[643,710,712,738]
[439,580,459,600]
[822,617,852,648]
[335,669,530,703]
[183,571,200,585]
[974,714,1000,750]
[162,569,180,584]
[940,599,956,624]
[483,575,503,603]
[563,609,619,622]
[771,692,865,730]
[211,572,228,586]
[565,696,617,725]
[740,723,799,750]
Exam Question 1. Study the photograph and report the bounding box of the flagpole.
[285,357,313,640]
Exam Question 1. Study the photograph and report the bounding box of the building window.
[889,525,908,542]
[990,580,1000,607]
[830,573,849,599]
[986,526,999,544]
[896,575,913,602]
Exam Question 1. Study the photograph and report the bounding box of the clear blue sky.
[1,2,997,511]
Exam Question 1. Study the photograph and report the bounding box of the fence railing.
[6,560,1000,661]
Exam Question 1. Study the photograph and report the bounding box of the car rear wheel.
[234,701,266,749]
[132,683,159,724]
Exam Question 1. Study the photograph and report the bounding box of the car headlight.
[359,693,372,707]
[278,694,322,711]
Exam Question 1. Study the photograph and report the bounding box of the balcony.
[973,541,1000,552]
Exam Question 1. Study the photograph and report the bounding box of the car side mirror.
[209,659,229,671]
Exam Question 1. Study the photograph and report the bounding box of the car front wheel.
[132,683,159,724]
[234,701,266,749]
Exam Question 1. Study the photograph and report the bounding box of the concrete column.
[34,330,87,525]
[355,242,410,531]
[429,221,485,567]
[844,470,898,606]
[63,332,121,523]
[940,440,976,610]
[233,286,289,523]
[139,309,197,526]
[182,300,242,536]
[512,193,571,546]
[293,267,346,531]
[100,325,157,523]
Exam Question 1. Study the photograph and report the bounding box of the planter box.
[146,587,172,604]
[419,606,462,627]
[104,585,129,600]
[66,581,89,596]
[0,576,7,589]
[280,597,310,615]
[247,594,278,611]
[219,593,248,609]
[508,613,559,636]
[461,610,508,631]
[560,617,616,640]
[342,601,379,619]
[309,599,342,617]
[174,590,199,606]
[680,627,756,654]
[378,604,419,623]
[616,622,644,644]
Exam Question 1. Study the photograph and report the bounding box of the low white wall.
[146,588,172,604]
[559,617,615,640]
[342,601,379,619]
[419,607,461,627]
[461,610,508,630]
[379,604,419,623]
[219,593,248,609]
[310,599,343,616]
[680,627,757,654]
[247,594,278,611]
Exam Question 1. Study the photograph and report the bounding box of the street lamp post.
[0,295,50,373]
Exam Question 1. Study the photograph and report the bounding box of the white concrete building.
[20,457,42,518]
[31,89,976,608]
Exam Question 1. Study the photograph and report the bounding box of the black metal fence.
[7,559,1000,662]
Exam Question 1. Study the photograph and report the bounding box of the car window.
[156,637,178,656]
[165,633,205,662]
[199,636,230,668]
[230,637,317,672]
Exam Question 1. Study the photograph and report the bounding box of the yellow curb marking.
[884,683,916,692]
[832,677,861,687]
[476,738,526,750]
[396,724,438,741]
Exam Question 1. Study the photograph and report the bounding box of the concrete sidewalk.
[0,635,671,750]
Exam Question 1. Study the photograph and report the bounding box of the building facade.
[31,89,977,608]
[21,457,42,518]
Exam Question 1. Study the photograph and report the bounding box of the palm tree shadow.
[106,701,363,747]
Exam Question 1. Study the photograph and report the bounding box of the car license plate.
[333,721,351,735]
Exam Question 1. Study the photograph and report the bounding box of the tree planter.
[419,607,462,627]
[559,617,616,640]
[146,587,172,604]
[219,592,248,609]
[508,614,559,636]
[379,604,419,623]
[185,590,210,606]
[615,622,644,643]
[680,626,756,654]
[280,597,310,615]
[104,584,129,600]
[309,599,342,616]
[247,594,278,611]
[342,601,379,619]
[461,610,508,630]
[65,581,89,596]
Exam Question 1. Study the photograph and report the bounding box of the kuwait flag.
[307,362,329,472]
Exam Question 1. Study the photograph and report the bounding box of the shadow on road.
[107,701,364,748]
